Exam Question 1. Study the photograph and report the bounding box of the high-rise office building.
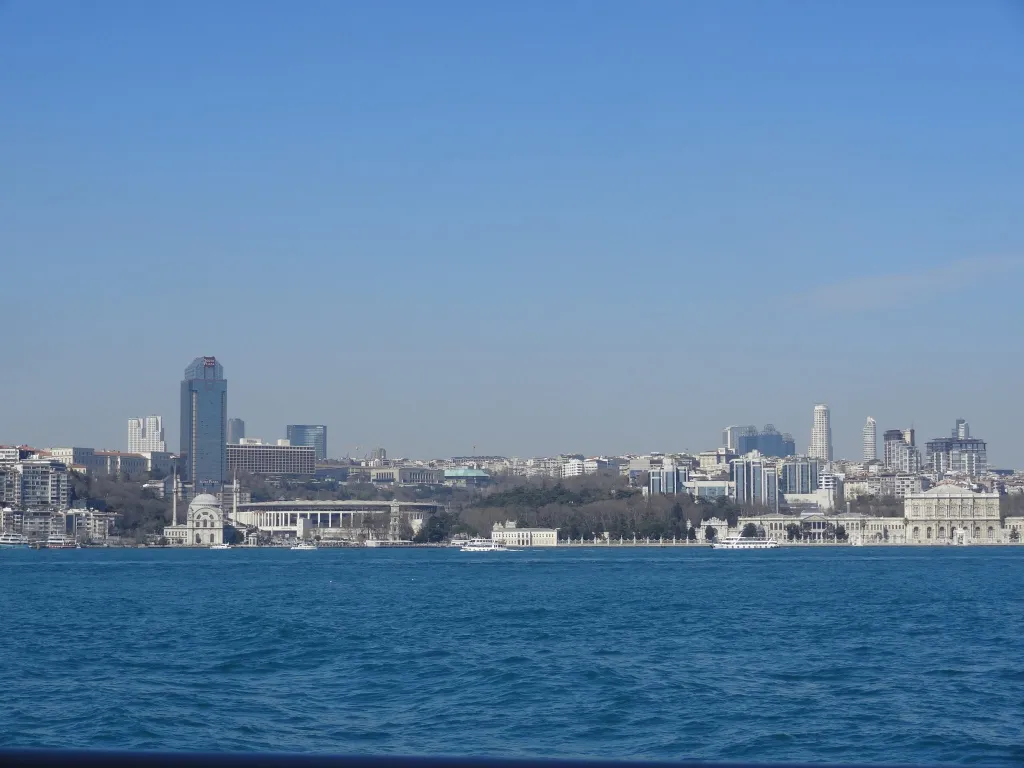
[736,425,796,458]
[731,453,779,513]
[286,425,327,461]
[722,426,746,453]
[809,404,833,462]
[863,417,877,461]
[180,356,227,494]
[227,418,246,445]
[778,456,820,495]
[128,416,166,453]
[955,418,970,440]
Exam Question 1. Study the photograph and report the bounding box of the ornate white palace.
[733,484,1022,545]
[903,484,1001,544]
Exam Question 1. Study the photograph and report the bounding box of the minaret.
[171,464,178,526]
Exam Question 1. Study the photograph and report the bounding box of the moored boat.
[0,532,30,549]
[711,535,779,550]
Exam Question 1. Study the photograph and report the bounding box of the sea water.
[1,547,1022,764]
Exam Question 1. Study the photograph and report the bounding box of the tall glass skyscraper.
[286,424,327,461]
[227,418,246,445]
[180,356,227,493]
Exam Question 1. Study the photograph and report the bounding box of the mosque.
[163,493,225,546]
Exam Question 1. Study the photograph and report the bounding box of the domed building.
[163,493,225,546]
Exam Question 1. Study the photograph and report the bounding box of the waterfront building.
[731,452,779,512]
[227,418,245,445]
[128,416,166,453]
[180,356,227,493]
[737,425,796,458]
[226,442,315,475]
[163,494,225,546]
[66,509,118,542]
[233,499,441,541]
[286,425,328,461]
[779,456,820,495]
[0,459,69,509]
[700,517,730,542]
[491,521,558,547]
[863,417,877,461]
[904,484,1000,544]
[810,404,833,461]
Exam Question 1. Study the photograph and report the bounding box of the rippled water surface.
[1,547,1023,763]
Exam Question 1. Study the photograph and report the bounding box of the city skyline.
[2,4,1022,463]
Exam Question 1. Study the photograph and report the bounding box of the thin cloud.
[801,257,1021,312]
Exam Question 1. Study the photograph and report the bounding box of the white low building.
[491,521,558,547]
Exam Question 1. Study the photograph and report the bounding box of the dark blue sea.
[1,547,1023,764]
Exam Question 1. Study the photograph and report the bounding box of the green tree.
[835,524,848,542]
[686,525,697,542]
[704,525,718,543]
[741,522,759,538]
[1009,528,1020,543]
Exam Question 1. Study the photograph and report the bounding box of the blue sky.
[2,1,1023,462]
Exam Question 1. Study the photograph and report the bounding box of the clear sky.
[2,1,1023,462]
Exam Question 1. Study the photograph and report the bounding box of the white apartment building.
[128,416,166,453]
[0,446,20,466]
[561,459,585,478]
[0,459,70,509]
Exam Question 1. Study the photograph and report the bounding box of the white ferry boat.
[711,535,779,550]
[46,533,80,549]
[291,541,318,551]
[0,533,30,549]
[209,543,232,550]
[460,538,508,552]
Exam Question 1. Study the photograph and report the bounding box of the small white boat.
[291,541,318,551]
[209,543,232,550]
[711,535,779,550]
[460,538,508,552]
[0,532,30,549]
